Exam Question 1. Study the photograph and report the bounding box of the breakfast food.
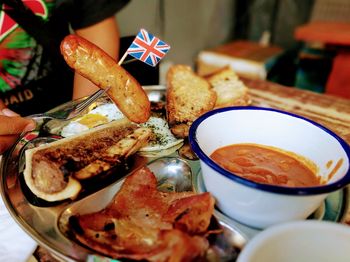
[23,119,152,202]
[166,65,216,138]
[60,34,150,124]
[61,103,124,137]
[69,166,215,261]
[205,67,251,108]
[140,116,184,152]
[211,143,321,187]
[61,103,183,153]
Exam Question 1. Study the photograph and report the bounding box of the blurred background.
[116,0,350,99]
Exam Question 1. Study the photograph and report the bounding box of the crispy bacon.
[71,167,215,261]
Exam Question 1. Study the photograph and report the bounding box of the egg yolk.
[78,113,109,128]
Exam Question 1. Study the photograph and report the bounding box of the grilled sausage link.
[60,34,151,123]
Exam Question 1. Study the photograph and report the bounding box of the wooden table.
[243,77,350,145]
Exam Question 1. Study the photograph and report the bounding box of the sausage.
[60,34,151,123]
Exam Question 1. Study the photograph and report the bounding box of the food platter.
[0,85,349,261]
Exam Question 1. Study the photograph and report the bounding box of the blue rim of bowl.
[189,106,350,195]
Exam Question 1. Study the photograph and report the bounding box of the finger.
[0,100,5,110]
[1,108,20,117]
[0,116,36,135]
[0,135,18,154]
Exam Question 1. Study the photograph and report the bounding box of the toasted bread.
[205,67,251,108]
[166,65,216,138]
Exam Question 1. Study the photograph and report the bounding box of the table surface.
[244,78,350,145]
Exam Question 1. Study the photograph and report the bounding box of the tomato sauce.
[210,143,321,187]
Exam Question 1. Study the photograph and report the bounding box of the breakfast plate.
[0,86,242,261]
[1,85,350,261]
[0,143,243,261]
[57,157,245,261]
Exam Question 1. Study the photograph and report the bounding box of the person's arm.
[0,109,35,154]
[73,16,120,99]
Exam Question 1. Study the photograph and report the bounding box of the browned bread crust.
[205,67,251,108]
[166,65,216,138]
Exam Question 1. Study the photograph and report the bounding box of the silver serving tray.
[1,86,349,261]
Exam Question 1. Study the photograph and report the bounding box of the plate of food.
[0,35,254,261]
[56,157,247,261]
[2,34,349,262]
[0,87,233,261]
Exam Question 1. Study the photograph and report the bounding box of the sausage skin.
[60,34,151,123]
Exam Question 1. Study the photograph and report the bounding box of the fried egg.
[140,116,183,152]
[61,103,182,152]
[61,104,124,137]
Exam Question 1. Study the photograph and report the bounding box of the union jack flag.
[126,29,170,67]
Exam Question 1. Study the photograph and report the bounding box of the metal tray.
[1,86,349,261]
[0,141,244,261]
[0,86,243,261]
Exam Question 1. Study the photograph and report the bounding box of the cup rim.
[237,220,350,262]
[189,106,350,195]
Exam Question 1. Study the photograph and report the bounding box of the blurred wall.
[117,0,162,36]
[245,0,314,49]
[116,0,235,67]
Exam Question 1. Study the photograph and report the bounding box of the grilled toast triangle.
[166,65,216,138]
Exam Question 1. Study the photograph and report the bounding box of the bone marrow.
[23,119,152,202]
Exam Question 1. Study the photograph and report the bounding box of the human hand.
[0,109,36,154]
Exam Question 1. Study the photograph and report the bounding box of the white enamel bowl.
[237,220,350,262]
[189,107,350,229]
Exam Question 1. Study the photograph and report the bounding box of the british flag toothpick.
[126,28,170,67]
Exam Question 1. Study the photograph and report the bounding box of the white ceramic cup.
[237,220,350,262]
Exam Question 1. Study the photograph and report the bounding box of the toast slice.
[205,67,251,108]
[166,65,216,138]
